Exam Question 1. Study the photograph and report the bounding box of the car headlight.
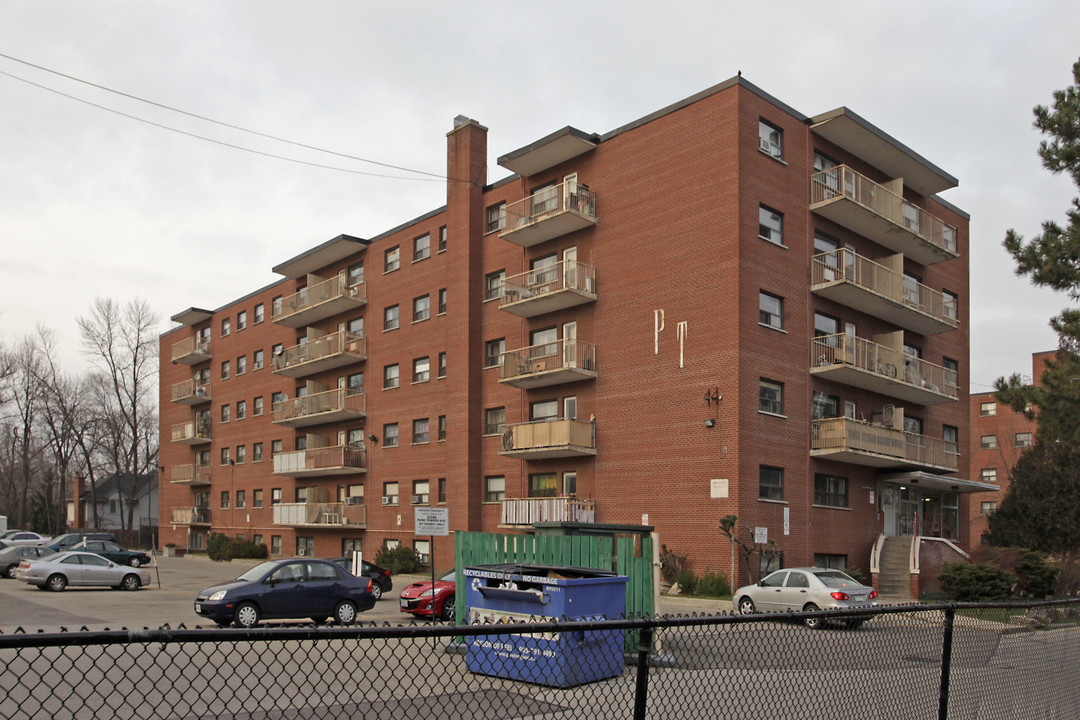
[418,589,435,598]
[208,590,227,601]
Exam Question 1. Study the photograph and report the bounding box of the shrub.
[230,539,268,560]
[695,570,731,597]
[375,544,423,575]
[659,545,687,584]
[974,546,1059,599]
[939,562,1015,601]
[207,533,231,562]
[1054,552,1080,598]
[206,533,267,562]
[674,569,698,596]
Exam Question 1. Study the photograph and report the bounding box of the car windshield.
[236,561,278,582]
[438,569,456,582]
[814,570,860,588]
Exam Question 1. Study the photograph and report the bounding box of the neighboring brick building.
[967,351,1051,544]
[159,76,975,585]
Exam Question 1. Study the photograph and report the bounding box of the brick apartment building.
[967,351,1050,544]
[159,76,978,591]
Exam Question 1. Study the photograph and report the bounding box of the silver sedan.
[15,551,151,592]
[734,567,878,629]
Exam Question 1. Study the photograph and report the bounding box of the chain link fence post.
[633,625,653,720]
[938,603,956,720]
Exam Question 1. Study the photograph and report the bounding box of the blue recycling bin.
[464,564,628,687]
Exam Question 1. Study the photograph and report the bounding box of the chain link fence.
[1,599,1078,719]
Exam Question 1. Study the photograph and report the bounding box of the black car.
[195,558,377,628]
[326,557,393,600]
[72,540,151,567]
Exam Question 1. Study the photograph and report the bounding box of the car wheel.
[128,557,141,568]
[440,595,455,622]
[334,600,357,625]
[4,564,16,579]
[46,574,67,592]
[370,583,383,601]
[738,597,757,615]
[803,603,822,629]
[234,602,260,628]
[121,574,141,591]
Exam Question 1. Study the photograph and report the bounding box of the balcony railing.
[499,339,597,389]
[170,464,212,486]
[272,445,367,476]
[811,249,959,336]
[811,417,958,472]
[271,331,366,378]
[810,165,958,266]
[170,420,211,445]
[272,388,367,428]
[170,506,211,525]
[170,378,212,405]
[499,419,597,459]
[171,336,211,365]
[812,334,958,406]
[272,275,367,328]
[272,502,367,528]
[500,181,597,247]
[500,260,597,318]
[500,497,596,526]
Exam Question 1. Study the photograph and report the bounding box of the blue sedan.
[194,558,376,628]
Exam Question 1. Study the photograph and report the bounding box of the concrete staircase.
[876,536,913,602]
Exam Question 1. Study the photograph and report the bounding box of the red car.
[399,569,456,621]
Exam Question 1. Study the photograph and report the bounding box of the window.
[412,480,430,505]
[437,352,447,378]
[413,295,430,322]
[980,467,998,483]
[253,396,264,416]
[348,372,364,393]
[271,535,282,555]
[271,342,283,359]
[348,262,364,286]
[271,440,282,456]
[486,202,506,233]
[383,482,399,505]
[528,473,558,498]
[295,436,307,451]
[220,404,231,423]
[221,491,230,509]
[811,392,840,420]
[384,304,399,331]
[980,435,998,450]
[383,423,399,447]
[271,295,283,317]
[384,246,400,273]
[252,349,264,371]
[563,471,578,495]
[759,292,784,330]
[1015,432,1033,448]
[943,291,958,321]
[271,488,282,506]
[348,317,364,336]
[759,379,784,416]
[236,400,246,420]
[438,478,447,503]
[438,288,447,315]
[485,270,505,301]
[438,415,447,441]
[484,476,505,503]
[221,318,231,337]
[758,119,783,159]
[943,357,959,389]
[254,303,265,324]
[485,407,505,435]
[236,445,246,464]
[814,311,840,339]
[814,474,848,507]
[413,233,430,262]
[235,355,246,376]
[484,338,505,368]
[412,356,430,383]
[759,466,783,501]
[759,206,784,245]
[384,364,400,389]
[980,402,997,417]
[347,429,365,448]
[813,554,847,571]
[271,391,285,410]
[235,490,246,508]
[412,418,430,444]
[253,442,263,463]
[530,399,559,422]
[253,489,263,508]
[221,360,230,380]
[413,539,431,566]
[981,502,998,516]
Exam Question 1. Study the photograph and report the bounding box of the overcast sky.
[1,2,1078,393]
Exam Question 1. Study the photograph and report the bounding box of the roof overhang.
[170,308,214,326]
[878,471,998,494]
[498,126,598,178]
[272,234,369,279]
[810,108,958,196]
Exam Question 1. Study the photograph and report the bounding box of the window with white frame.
[383,423,399,447]
[1015,432,1033,448]
[384,304,399,331]
[413,233,430,262]
[759,291,783,330]
[348,262,364,286]
[384,246,400,273]
[413,295,430,322]
[980,467,998,483]
[254,303,265,324]
[384,364,399,389]
[412,480,430,505]
[758,120,783,159]
[412,356,430,383]
[438,225,447,252]
[759,205,784,245]
[943,290,958,321]
[484,338,505,368]
[413,539,431,565]
[237,311,247,330]
[980,401,996,416]
[981,501,997,515]
[980,434,998,450]
[412,418,430,444]
[484,476,505,503]
[759,379,784,415]
[759,466,783,501]
[486,202,506,233]
[253,349,264,370]
[383,482,399,505]
[485,407,505,436]
[485,270,505,301]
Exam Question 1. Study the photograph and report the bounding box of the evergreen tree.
[986,442,1080,554]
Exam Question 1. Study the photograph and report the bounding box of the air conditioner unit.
[411,494,429,505]
[381,496,393,505]
[759,138,772,152]
[345,497,364,506]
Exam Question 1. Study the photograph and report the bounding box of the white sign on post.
[754,527,768,545]
[414,507,449,536]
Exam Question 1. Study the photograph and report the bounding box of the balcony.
[170,420,211,446]
[272,388,366,428]
[170,379,211,405]
[500,261,597,318]
[811,250,959,336]
[171,336,211,365]
[500,497,596,527]
[810,166,958,266]
[499,339,597,389]
[271,331,366,378]
[811,417,958,473]
[170,506,211,526]
[500,181,597,247]
[812,334,958,406]
[170,464,212,486]
[272,445,367,477]
[273,502,367,529]
[272,275,366,329]
[499,419,597,460]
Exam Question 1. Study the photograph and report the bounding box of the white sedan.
[15,551,151,592]
[734,567,877,629]
[2,531,51,547]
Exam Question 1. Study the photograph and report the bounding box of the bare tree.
[78,298,160,532]
[1,338,48,527]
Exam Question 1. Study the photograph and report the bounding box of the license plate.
[853,595,866,601]
[400,599,408,608]
[194,603,202,613]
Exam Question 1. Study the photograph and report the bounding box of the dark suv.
[47,532,119,552]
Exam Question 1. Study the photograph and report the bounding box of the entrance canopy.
[878,471,998,494]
